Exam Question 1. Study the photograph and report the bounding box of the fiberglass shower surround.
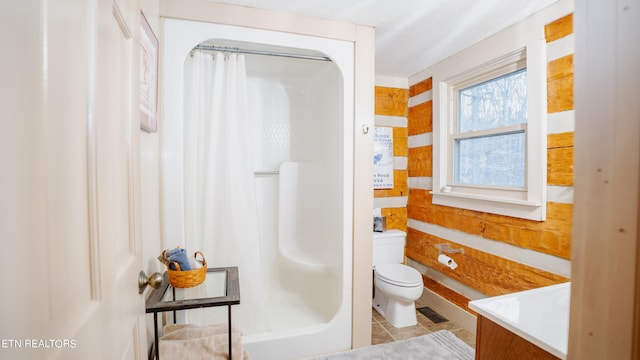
[162,19,355,360]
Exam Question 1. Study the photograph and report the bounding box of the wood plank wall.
[374,86,409,231]
[375,13,575,312]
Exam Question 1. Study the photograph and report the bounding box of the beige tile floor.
[371,299,476,349]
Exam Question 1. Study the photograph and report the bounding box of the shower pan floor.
[253,293,329,334]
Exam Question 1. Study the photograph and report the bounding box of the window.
[432,46,546,221]
[453,65,527,189]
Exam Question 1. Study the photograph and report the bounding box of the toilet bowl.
[372,230,424,328]
[373,263,423,327]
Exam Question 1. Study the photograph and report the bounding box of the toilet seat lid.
[375,264,422,286]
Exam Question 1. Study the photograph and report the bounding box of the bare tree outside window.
[454,69,527,188]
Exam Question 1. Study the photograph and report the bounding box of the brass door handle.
[138,271,163,294]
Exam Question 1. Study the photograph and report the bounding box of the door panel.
[45,0,94,329]
[0,1,146,359]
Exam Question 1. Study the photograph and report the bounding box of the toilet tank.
[373,230,407,266]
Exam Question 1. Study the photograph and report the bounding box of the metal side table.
[145,266,240,360]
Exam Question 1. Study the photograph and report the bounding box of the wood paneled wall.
[374,86,409,231]
[546,14,575,188]
[376,13,575,306]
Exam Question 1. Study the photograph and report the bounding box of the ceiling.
[209,0,558,79]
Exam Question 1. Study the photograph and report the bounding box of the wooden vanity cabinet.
[475,315,560,360]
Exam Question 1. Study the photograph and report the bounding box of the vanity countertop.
[469,282,570,359]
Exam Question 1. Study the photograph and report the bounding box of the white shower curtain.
[183,51,268,333]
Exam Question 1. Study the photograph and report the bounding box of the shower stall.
[162,19,355,359]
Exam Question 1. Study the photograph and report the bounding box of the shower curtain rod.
[193,45,331,62]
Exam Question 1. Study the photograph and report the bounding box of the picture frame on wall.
[139,11,158,133]
[373,126,394,189]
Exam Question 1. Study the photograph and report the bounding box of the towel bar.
[254,170,279,176]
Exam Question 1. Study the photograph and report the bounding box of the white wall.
[140,0,163,275]
[139,1,165,354]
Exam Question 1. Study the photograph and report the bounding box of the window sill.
[431,190,545,221]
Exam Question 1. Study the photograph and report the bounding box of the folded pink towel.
[159,324,248,360]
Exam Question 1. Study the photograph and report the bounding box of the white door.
[0,1,147,359]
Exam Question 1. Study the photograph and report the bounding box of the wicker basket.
[167,251,207,288]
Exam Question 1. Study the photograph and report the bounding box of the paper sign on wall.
[373,127,394,189]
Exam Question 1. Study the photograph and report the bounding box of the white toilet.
[372,230,424,328]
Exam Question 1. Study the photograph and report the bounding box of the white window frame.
[431,26,547,221]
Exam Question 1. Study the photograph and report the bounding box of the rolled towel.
[189,256,203,269]
[167,248,192,271]
[157,252,171,267]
